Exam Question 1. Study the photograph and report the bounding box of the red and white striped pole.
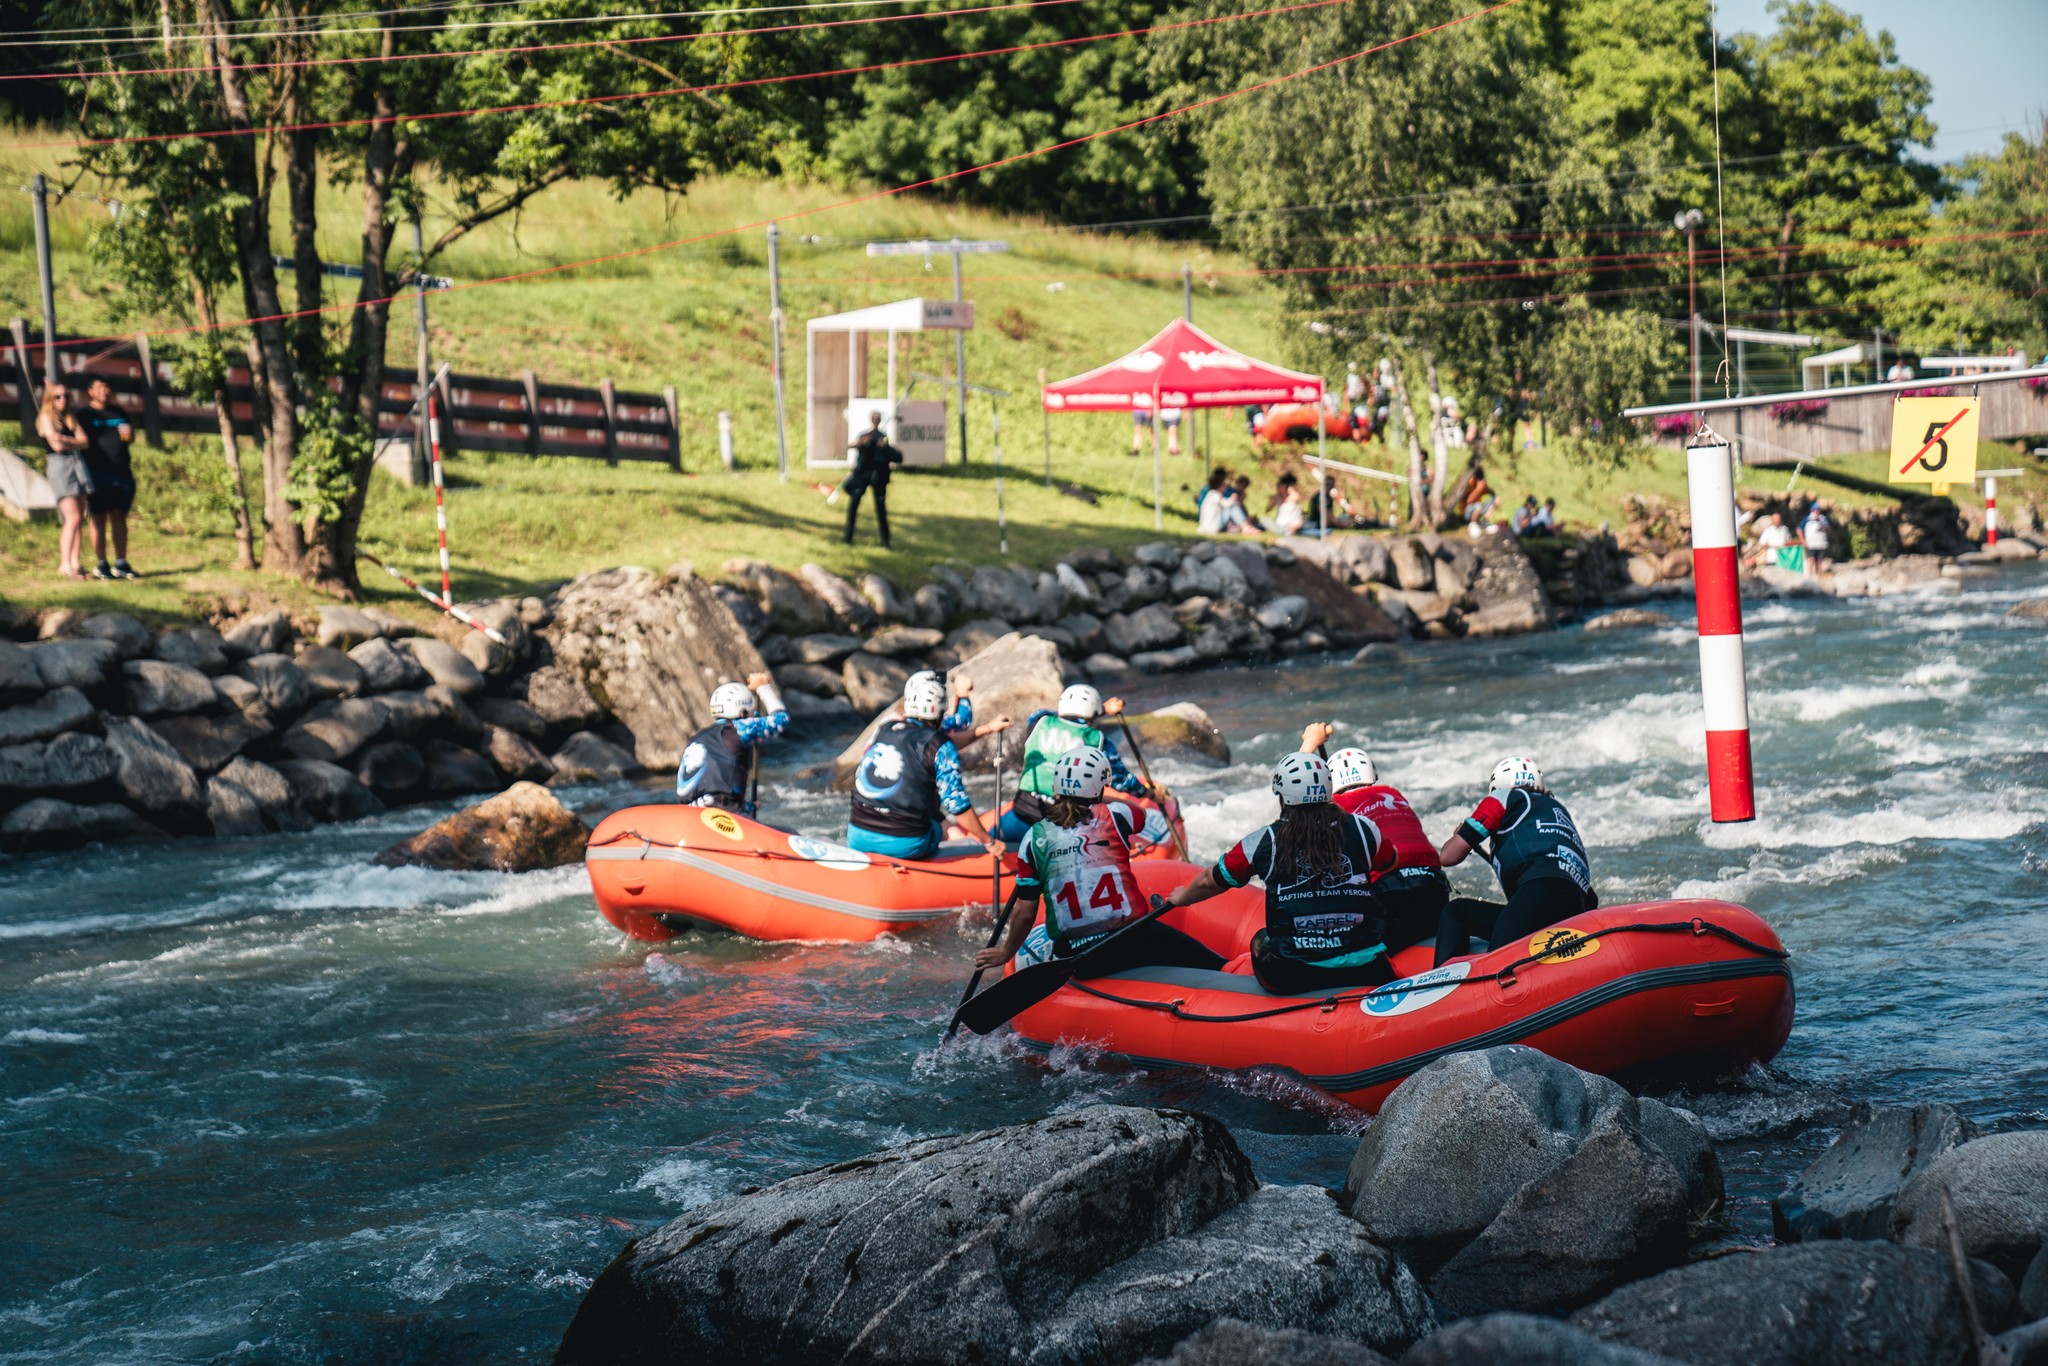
[428,385,452,606]
[1985,476,1999,547]
[1687,435,1755,823]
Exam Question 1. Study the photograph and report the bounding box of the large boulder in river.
[798,563,876,632]
[23,637,120,690]
[152,626,230,675]
[0,638,42,702]
[1570,1240,2015,1366]
[1461,531,1554,638]
[0,797,163,851]
[554,1106,1433,1366]
[1121,702,1231,767]
[0,686,96,745]
[1404,1313,1685,1366]
[948,632,1063,774]
[1771,1102,1977,1243]
[546,566,767,770]
[273,758,382,824]
[1269,560,1401,646]
[149,712,269,775]
[723,557,829,635]
[1890,1131,2048,1277]
[1343,1047,1698,1317]
[101,716,208,830]
[375,781,589,872]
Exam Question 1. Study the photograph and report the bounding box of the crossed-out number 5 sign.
[1889,396,1979,489]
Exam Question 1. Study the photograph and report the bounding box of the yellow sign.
[1889,397,1979,486]
[698,808,745,841]
[1528,927,1601,963]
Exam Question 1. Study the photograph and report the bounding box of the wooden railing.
[4,320,684,469]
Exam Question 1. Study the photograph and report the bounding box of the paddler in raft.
[975,747,1222,976]
[1163,752,1401,995]
[675,672,787,817]
[1432,755,1598,966]
[847,672,1009,861]
[999,684,1152,842]
[1300,722,1448,953]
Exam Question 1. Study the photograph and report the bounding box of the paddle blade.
[948,895,1171,1036]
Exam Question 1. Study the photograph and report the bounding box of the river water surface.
[5,567,2046,1362]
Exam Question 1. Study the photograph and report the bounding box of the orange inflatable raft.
[1003,888,1794,1113]
[586,804,1010,943]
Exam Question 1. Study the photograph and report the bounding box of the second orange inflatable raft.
[586,804,1010,943]
[1001,884,1794,1113]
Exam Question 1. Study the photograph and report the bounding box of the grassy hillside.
[0,141,2030,627]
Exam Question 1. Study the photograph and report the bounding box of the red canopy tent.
[1041,319,1324,528]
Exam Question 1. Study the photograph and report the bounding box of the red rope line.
[45,0,1530,353]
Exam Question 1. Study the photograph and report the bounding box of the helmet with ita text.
[1271,752,1333,807]
[1327,747,1378,793]
[1490,755,1547,794]
[1053,746,1112,800]
[903,671,948,722]
[710,681,757,720]
[1057,683,1102,721]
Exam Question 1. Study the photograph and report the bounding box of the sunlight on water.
[3,565,2045,1362]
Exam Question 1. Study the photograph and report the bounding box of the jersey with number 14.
[1018,802,1145,951]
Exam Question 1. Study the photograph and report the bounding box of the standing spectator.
[1801,504,1832,575]
[1885,360,1916,383]
[78,378,139,579]
[1529,497,1558,534]
[1159,406,1184,457]
[1343,362,1367,408]
[1751,511,1799,571]
[35,386,92,581]
[842,410,902,549]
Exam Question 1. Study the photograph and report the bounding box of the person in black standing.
[843,410,902,548]
[78,378,139,579]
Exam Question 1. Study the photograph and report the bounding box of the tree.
[53,0,802,593]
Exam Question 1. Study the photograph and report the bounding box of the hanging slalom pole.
[428,380,453,605]
[1686,428,1754,823]
[358,550,510,645]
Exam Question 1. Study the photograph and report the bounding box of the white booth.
[804,297,973,468]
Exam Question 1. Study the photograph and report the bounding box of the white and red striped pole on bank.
[428,383,453,606]
[1686,434,1755,823]
[1985,476,1999,547]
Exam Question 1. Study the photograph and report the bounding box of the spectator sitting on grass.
[1511,495,1539,535]
[1270,472,1306,536]
[1529,497,1557,533]
[1197,468,1231,534]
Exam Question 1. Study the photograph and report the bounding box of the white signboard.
[846,399,947,467]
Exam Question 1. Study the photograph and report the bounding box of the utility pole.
[411,214,433,486]
[767,223,790,480]
[31,173,57,386]
[951,237,968,464]
[1677,208,1704,405]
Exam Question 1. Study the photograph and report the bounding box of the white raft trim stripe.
[587,843,968,923]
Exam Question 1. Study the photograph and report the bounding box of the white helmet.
[1053,746,1111,800]
[1327,747,1378,793]
[1490,755,1546,794]
[903,671,948,722]
[1271,752,1333,807]
[1057,683,1102,721]
[710,681,757,720]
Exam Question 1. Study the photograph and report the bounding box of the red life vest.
[1336,785,1440,874]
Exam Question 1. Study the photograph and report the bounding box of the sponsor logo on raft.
[699,808,745,841]
[786,834,872,872]
[1362,960,1472,1017]
[1528,926,1599,962]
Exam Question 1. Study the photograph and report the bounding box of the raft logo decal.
[787,834,871,872]
[699,809,745,841]
[1362,961,1470,1017]
[1528,927,1600,962]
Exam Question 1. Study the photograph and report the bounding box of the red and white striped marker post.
[1985,475,1999,547]
[1687,436,1755,823]
[428,387,453,606]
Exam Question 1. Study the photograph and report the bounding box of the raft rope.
[1062,919,1791,1025]
[590,827,1020,882]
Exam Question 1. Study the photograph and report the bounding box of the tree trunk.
[287,127,323,383]
[1390,363,1428,529]
[213,383,256,571]
[201,0,306,574]
[1774,211,1797,329]
[1424,358,1448,526]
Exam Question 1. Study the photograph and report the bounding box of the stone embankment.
[555,1043,2048,1366]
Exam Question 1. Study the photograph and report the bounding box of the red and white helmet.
[1053,746,1112,800]
[710,681,757,720]
[1327,747,1378,793]
[1271,752,1332,807]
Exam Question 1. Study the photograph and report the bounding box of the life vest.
[676,720,750,805]
[849,719,944,838]
[1253,812,1385,959]
[1025,802,1146,952]
[1335,785,1441,873]
[1016,714,1104,797]
[1485,789,1591,898]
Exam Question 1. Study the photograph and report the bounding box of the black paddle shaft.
[949,895,1173,1037]
[1115,719,1190,861]
[943,886,1023,1044]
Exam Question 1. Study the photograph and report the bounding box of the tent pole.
[1151,390,1163,532]
[1039,367,1051,487]
[994,404,1008,556]
[1317,408,1328,537]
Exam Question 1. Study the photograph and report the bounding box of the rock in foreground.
[1770,1102,1976,1242]
[555,1106,1433,1366]
[375,781,589,872]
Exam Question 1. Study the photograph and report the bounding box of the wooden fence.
[1650,376,2048,466]
[3,320,685,469]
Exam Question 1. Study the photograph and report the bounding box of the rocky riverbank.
[554,1045,2048,1366]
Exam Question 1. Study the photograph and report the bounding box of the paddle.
[949,894,1173,1037]
[943,886,1022,1044]
[989,728,1007,910]
[1116,717,1191,861]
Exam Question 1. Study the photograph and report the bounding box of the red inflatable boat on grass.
[586,805,1012,943]
[1001,881,1794,1113]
